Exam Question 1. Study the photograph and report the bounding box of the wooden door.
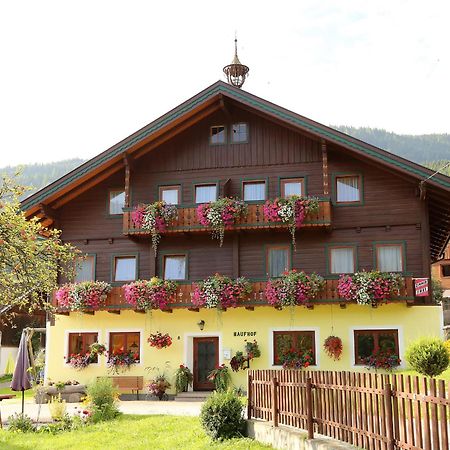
[193,337,219,391]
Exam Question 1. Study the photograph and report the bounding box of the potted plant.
[230,351,249,372]
[207,364,231,392]
[174,364,193,393]
[131,201,178,254]
[123,277,177,311]
[337,271,404,306]
[55,281,112,311]
[323,336,343,361]
[263,195,319,248]
[148,375,171,400]
[245,340,261,359]
[107,348,139,374]
[265,269,325,308]
[280,347,313,370]
[89,342,107,357]
[196,197,248,246]
[147,332,172,349]
[191,274,252,309]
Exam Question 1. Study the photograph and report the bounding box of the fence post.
[383,382,395,450]
[306,377,314,440]
[247,374,253,420]
[272,377,278,427]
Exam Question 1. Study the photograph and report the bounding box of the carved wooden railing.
[123,200,332,236]
[52,277,415,314]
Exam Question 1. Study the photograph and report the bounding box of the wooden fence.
[248,370,450,450]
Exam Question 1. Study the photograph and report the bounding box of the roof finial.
[223,35,249,89]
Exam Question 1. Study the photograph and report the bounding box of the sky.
[1,0,449,167]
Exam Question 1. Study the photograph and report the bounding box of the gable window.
[109,332,140,361]
[336,175,361,203]
[376,244,403,272]
[164,255,186,280]
[442,265,450,277]
[109,190,125,215]
[243,181,266,201]
[75,256,95,282]
[160,185,180,205]
[113,256,137,282]
[273,331,316,366]
[354,329,399,365]
[267,246,290,278]
[329,247,355,274]
[195,184,217,203]
[210,126,226,145]
[232,123,248,143]
[281,178,304,197]
[68,332,98,361]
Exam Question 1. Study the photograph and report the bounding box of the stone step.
[174,391,212,402]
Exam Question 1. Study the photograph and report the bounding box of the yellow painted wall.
[46,304,443,394]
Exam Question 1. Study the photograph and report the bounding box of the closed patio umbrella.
[10,330,32,414]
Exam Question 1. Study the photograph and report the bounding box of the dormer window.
[232,123,248,143]
[210,126,226,145]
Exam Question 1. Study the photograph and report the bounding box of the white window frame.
[64,330,102,367]
[195,184,218,204]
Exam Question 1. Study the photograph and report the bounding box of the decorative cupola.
[223,38,249,88]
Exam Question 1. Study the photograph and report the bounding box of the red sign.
[414,278,429,297]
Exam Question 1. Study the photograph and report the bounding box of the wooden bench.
[103,376,144,399]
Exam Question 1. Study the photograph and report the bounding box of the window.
[442,265,450,277]
[195,184,217,203]
[336,175,361,203]
[210,126,226,144]
[267,246,290,278]
[75,256,95,282]
[273,331,316,365]
[113,256,137,282]
[243,181,266,201]
[68,332,98,361]
[159,185,180,205]
[109,332,140,360]
[376,244,403,272]
[354,329,399,365]
[281,178,303,197]
[109,190,125,215]
[329,247,355,274]
[164,255,186,280]
[232,123,248,143]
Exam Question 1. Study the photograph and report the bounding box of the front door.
[193,337,219,391]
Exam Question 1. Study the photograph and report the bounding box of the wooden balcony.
[52,277,416,314]
[123,200,332,236]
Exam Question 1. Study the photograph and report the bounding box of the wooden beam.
[107,310,121,315]
[321,139,329,196]
[39,203,58,221]
[123,154,132,209]
[51,162,123,208]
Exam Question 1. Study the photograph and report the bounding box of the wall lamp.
[197,320,205,331]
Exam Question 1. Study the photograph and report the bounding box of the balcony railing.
[123,200,332,236]
[52,277,416,314]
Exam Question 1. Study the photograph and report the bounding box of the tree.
[0,175,80,315]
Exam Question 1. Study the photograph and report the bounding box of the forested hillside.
[0,127,449,196]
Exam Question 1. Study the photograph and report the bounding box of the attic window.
[109,190,125,215]
[210,126,226,145]
[232,123,248,143]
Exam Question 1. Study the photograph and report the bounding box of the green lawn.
[0,415,272,450]
[397,367,450,381]
[0,386,34,399]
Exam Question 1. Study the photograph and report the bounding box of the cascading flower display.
[323,336,343,361]
[337,271,404,306]
[123,277,177,311]
[265,269,325,308]
[55,281,112,311]
[280,347,313,370]
[191,274,252,309]
[196,197,248,246]
[131,201,178,254]
[147,332,172,349]
[107,348,139,374]
[263,196,319,248]
[362,350,401,371]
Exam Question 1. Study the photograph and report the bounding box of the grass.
[0,415,272,450]
[0,386,34,400]
[397,367,450,381]
[0,374,13,383]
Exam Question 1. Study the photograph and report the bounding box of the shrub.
[200,390,245,440]
[406,337,450,377]
[39,414,84,434]
[7,413,36,433]
[85,377,121,423]
[174,364,193,393]
[444,339,450,355]
[48,394,67,421]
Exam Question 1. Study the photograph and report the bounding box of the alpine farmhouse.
[22,77,450,392]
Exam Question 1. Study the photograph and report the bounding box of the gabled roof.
[22,80,450,259]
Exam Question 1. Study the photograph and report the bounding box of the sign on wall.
[414,278,429,297]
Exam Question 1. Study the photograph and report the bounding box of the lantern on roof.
[223,38,249,89]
